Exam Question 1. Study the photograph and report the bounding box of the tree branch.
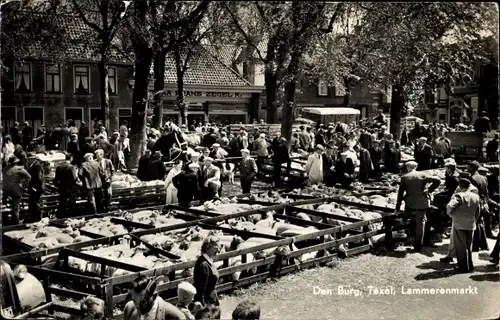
[319,3,344,33]
[71,0,102,33]
[222,2,267,63]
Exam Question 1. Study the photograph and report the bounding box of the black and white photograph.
[0,0,498,319]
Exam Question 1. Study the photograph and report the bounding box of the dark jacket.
[240,157,258,181]
[148,157,166,181]
[383,147,401,174]
[193,254,219,306]
[369,147,383,176]
[471,172,489,200]
[487,174,499,198]
[27,158,45,192]
[54,162,80,194]
[414,144,433,171]
[2,164,31,198]
[474,116,491,133]
[272,144,290,165]
[78,125,89,140]
[80,160,104,190]
[396,170,441,210]
[444,170,460,197]
[137,154,151,181]
[315,132,326,147]
[10,126,21,145]
[173,170,200,201]
[202,133,217,148]
[322,153,335,185]
[22,125,33,146]
[67,141,80,157]
[80,143,95,161]
[486,139,498,161]
[97,158,114,184]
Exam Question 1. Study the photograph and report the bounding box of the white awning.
[302,107,361,116]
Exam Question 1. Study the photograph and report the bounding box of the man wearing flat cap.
[446,172,480,272]
[240,149,258,194]
[474,111,491,133]
[79,153,105,214]
[2,155,31,225]
[26,151,45,222]
[395,161,441,252]
[201,157,221,201]
[414,137,433,171]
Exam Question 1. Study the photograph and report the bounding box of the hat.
[478,167,489,173]
[319,124,325,128]
[154,151,162,157]
[177,281,196,298]
[95,149,104,156]
[419,137,428,142]
[405,161,418,168]
[240,148,250,154]
[204,157,214,162]
[444,159,456,167]
[84,153,94,160]
[340,152,348,157]
[191,152,200,157]
[315,144,325,151]
[467,160,480,169]
[328,125,334,129]
[113,131,119,136]
[188,162,200,169]
[212,143,220,148]
[459,172,472,183]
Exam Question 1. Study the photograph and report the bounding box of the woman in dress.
[193,235,221,308]
[165,160,183,204]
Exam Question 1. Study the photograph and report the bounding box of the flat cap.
[240,148,250,154]
[177,281,196,296]
[315,144,325,151]
[467,160,480,169]
[212,143,220,148]
[188,162,200,169]
[204,157,214,162]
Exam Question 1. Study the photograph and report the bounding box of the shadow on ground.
[414,263,499,281]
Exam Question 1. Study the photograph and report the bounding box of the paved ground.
[219,238,499,320]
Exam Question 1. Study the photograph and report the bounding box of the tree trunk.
[98,59,110,130]
[343,76,350,108]
[129,49,154,169]
[265,70,278,124]
[152,51,166,129]
[175,51,187,126]
[282,54,301,148]
[390,84,404,140]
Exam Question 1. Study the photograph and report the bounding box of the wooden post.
[105,282,114,320]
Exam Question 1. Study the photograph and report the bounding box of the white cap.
[188,162,200,169]
[177,281,196,297]
[204,157,214,162]
[241,148,250,154]
[191,152,200,157]
[212,143,220,148]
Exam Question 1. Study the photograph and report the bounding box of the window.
[334,86,345,97]
[108,67,117,94]
[118,108,132,127]
[317,80,328,96]
[89,108,103,133]
[24,107,44,130]
[65,107,83,129]
[74,65,90,94]
[45,64,62,93]
[1,107,16,134]
[15,63,31,92]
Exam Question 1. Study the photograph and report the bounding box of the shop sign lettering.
[165,91,243,98]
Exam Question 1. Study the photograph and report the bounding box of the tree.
[125,0,210,168]
[354,2,497,138]
[69,0,130,130]
[152,1,210,128]
[1,0,68,74]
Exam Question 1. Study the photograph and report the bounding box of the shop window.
[65,107,83,128]
[1,107,16,134]
[45,64,62,93]
[317,80,328,96]
[15,63,32,92]
[108,67,117,94]
[118,108,132,127]
[89,108,103,133]
[74,65,90,94]
[24,107,44,130]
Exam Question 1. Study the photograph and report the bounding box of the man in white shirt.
[305,145,324,186]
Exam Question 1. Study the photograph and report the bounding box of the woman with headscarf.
[123,275,185,320]
[194,235,221,308]
[165,161,183,204]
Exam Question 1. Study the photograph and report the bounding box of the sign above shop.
[165,90,246,98]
